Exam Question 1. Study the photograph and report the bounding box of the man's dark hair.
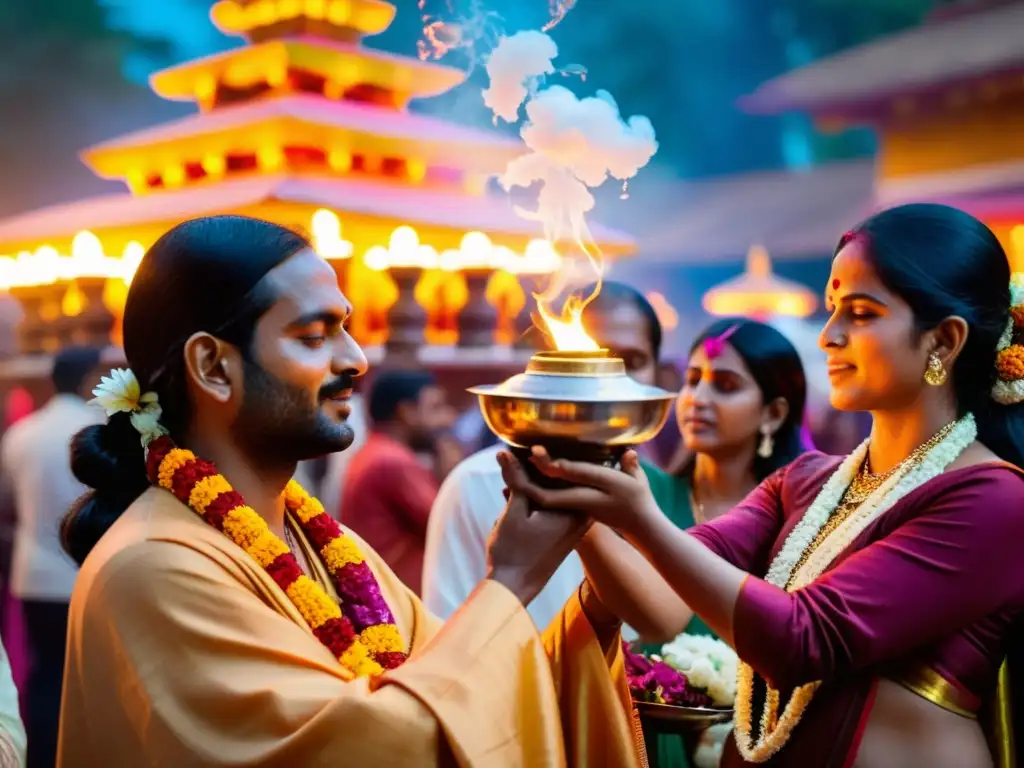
[368,370,435,424]
[581,281,663,361]
[52,346,103,396]
[62,215,312,566]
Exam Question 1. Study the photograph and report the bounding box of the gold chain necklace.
[788,421,957,585]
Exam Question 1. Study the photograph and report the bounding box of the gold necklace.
[788,420,958,584]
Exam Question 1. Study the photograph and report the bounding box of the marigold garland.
[145,435,407,679]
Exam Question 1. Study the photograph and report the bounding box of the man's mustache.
[319,374,354,401]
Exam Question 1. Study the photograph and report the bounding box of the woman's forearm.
[624,512,748,647]
[576,523,693,643]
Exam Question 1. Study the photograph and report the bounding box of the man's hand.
[486,453,591,606]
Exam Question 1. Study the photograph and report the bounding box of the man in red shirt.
[340,371,459,594]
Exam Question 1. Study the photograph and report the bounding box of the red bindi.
[832,279,840,290]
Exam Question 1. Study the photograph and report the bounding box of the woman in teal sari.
[581,318,809,765]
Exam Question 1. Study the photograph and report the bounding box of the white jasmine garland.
[734,413,978,762]
[791,413,976,588]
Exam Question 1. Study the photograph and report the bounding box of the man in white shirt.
[1,347,104,768]
[422,282,671,628]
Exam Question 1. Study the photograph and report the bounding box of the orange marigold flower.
[1012,306,1024,329]
[287,576,341,628]
[157,449,194,489]
[321,535,364,571]
[283,480,307,509]
[996,345,1024,382]
[222,506,269,551]
[360,624,403,654]
[340,642,384,678]
[188,474,233,514]
[247,529,290,568]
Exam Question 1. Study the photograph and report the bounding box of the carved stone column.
[9,287,46,355]
[385,267,427,357]
[457,269,498,347]
[76,278,116,347]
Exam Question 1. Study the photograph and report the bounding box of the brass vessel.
[469,350,676,483]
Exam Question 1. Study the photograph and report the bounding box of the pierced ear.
[182,332,239,404]
[931,315,969,367]
[762,396,790,434]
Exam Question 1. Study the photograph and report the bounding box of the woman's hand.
[497,446,661,537]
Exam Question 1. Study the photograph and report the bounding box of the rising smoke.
[482,29,658,323]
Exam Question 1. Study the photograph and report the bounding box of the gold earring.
[924,352,947,386]
[757,426,774,459]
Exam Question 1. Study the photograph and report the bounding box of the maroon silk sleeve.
[733,470,1024,691]
[687,466,787,571]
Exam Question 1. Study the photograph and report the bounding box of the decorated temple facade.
[743,0,1024,269]
[0,0,632,376]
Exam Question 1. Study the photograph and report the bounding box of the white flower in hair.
[91,368,158,417]
[129,409,168,448]
[91,368,169,447]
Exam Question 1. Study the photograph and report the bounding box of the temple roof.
[0,175,634,252]
[150,37,466,106]
[83,93,520,178]
[743,3,1024,116]
[210,0,398,40]
[608,161,875,264]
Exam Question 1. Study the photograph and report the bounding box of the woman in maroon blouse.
[500,203,1024,767]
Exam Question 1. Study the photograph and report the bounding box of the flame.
[535,290,601,352]
[531,238,603,352]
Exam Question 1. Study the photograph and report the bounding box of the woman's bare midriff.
[852,679,992,768]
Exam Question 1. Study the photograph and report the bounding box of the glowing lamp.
[202,154,227,176]
[279,0,302,19]
[311,209,354,260]
[327,0,352,25]
[328,149,352,172]
[121,241,146,284]
[164,164,186,188]
[508,239,561,275]
[257,146,284,171]
[365,227,439,271]
[703,244,817,319]
[305,0,327,19]
[406,159,428,184]
[439,231,512,272]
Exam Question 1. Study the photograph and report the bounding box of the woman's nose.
[819,315,845,351]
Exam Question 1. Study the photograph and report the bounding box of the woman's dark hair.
[685,317,808,480]
[839,203,1024,467]
[62,215,312,566]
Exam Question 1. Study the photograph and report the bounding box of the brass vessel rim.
[526,349,623,377]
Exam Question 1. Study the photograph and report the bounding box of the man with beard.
[57,216,642,768]
[340,370,459,595]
